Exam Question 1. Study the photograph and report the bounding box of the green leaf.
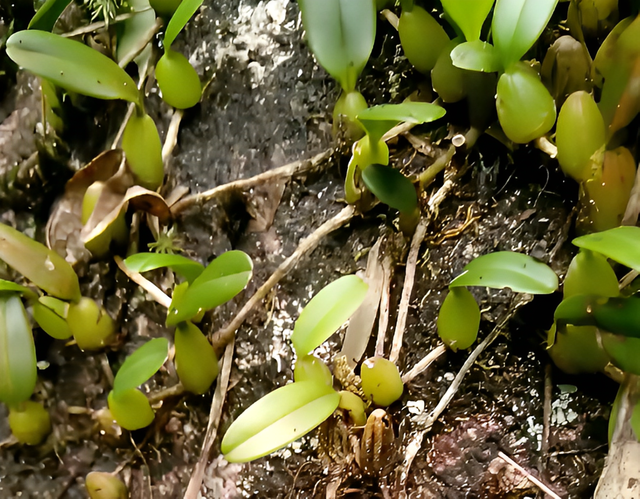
[123,252,204,284]
[361,164,417,213]
[0,223,80,302]
[164,0,204,49]
[112,337,169,395]
[221,381,340,462]
[116,3,158,67]
[0,279,36,299]
[357,102,446,144]
[291,275,368,356]
[450,40,502,72]
[0,294,37,407]
[166,251,253,325]
[449,251,558,294]
[573,226,640,271]
[492,0,559,68]
[108,388,155,430]
[32,301,72,340]
[6,30,140,104]
[298,0,376,92]
[28,0,72,31]
[441,0,495,41]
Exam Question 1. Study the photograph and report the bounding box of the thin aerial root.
[389,218,428,364]
[184,338,235,499]
[171,148,334,216]
[401,344,446,384]
[498,451,562,499]
[114,255,172,309]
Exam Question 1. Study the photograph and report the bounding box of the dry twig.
[184,339,235,499]
[211,205,356,351]
[401,344,447,384]
[498,451,562,499]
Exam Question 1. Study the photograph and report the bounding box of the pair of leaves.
[221,381,340,462]
[298,0,376,92]
[450,0,559,72]
[124,250,253,325]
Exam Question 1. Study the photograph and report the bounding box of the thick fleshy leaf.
[357,102,446,144]
[361,164,417,213]
[441,0,495,41]
[6,31,140,104]
[116,0,158,67]
[221,381,340,462]
[563,250,619,299]
[28,0,72,31]
[112,337,169,395]
[166,251,253,325]
[492,0,559,68]
[124,253,204,284]
[449,251,558,294]
[164,0,204,49]
[573,226,640,271]
[291,275,368,356]
[0,279,36,299]
[0,223,81,302]
[450,40,502,72]
[555,295,640,340]
[298,0,376,92]
[0,294,37,406]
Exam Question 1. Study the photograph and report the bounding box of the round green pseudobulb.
[32,301,72,340]
[108,389,155,431]
[294,355,333,386]
[338,390,366,426]
[121,113,164,190]
[333,90,367,140]
[432,40,467,103]
[579,146,637,233]
[563,250,619,299]
[548,324,609,374]
[556,91,605,182]
[155,50,202,110]
[149,0,182,17]
[8,401,51,445]
[67,297,116,350]
[437,287,480,351]
[360,357,403,407]
[85,472,128,499]
[398,5,449,74]
[175,321,219,394]
[496,63,557,144]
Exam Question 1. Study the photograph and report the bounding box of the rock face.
[0,1,615,498]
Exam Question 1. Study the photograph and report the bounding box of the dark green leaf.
[441,0,494,41]
[6,30,140,104]
[450,40,502,72]
[166,251,252,325]
[0,294,37,406]
[573,226,640,271]
[28,0,72,31]
[492,0,559,68]
[361,164,417,213]
[221,381,340,462]
[112,337,169,395]
[298,0,376,92]
[449,251,558,293]
[291,275,368,356]
[0,223,80,302]
[123,252,204,283]
[164,0,204,49]
[357,102,446,144]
